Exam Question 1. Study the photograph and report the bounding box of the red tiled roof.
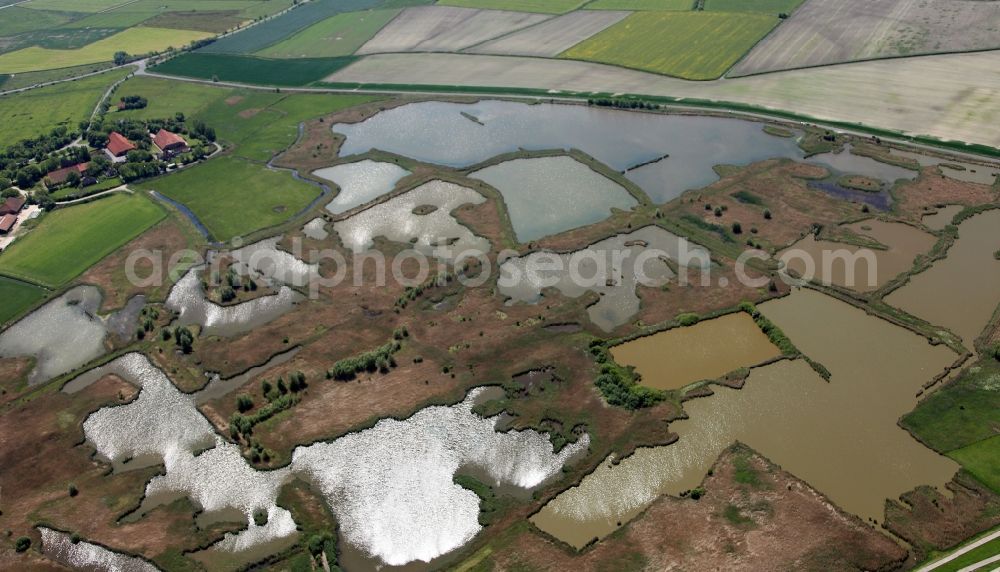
[47,162,89,185]
[152,129,186,150]
[0,196,25,215]
[106,131,136,157]
[0,214,16,233]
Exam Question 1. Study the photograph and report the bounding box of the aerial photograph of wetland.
[1,1,999,571]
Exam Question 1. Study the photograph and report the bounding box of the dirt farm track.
[326,50,1000,149]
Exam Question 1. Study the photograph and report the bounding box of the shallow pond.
[890,149,1000,185]
[921,205,964,230]
[498,225,710,332]
[315,159,411,215]
[213,237,317,288]
[333,101,952,209]
[885,209,1000,345]
[533,289,957,548]
[333,179,490,260]
[302,217,329,240]
[0,286,107,385]
[75,353,585,569]
[332,100,805,204]
[39,527,158,572]
[468,156,637,242]
[808,144,917,184]
[167,268,304,338]
[779,219,937,292]
[611,312,780,390]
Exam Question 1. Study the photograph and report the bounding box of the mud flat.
[314,160,411,215]
[533,289,956,548]
[885,209,1000,345]
[39,527,158,572]
[778,219,937,292]
[0,286,107,384]
[499,225,711,332]
[468,156,637,242]
[333,179,489,260]
[332,100,804,204]
[611,312,780,390]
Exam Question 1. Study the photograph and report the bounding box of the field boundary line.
[914,527,1000,572]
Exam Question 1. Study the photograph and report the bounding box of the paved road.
[915,528,1000,572]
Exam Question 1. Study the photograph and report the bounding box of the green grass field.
[0,6,74,36]
[0,277,47,326]
[435,0,584,12]
[258,9,399,58]
[703,0,803,13]
[0,67,130,143]
[0,193,165,288]
[110,76,235,119]
[901,360,1000,453]
[58,10,156,29]
[585,0,692,10]
[560,11,778,79]
[948,436,1000,493]
[151,53,357,86]
[136,157,320,241]
[0,27,212,73]
[0,61,116,91]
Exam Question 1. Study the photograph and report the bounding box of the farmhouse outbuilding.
[0,196,25,215]
[0,214,16,234]
[46,163,89,186]
[106,131,136,158]
[152,129,188,156]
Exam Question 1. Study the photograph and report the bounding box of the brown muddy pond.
[921,205,964,230]
[779,219,936,292]
[532,289,957,548]
[611,312,780,390]
[885,209,1000,345]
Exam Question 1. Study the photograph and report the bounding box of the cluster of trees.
[229,372,307,442]
[739,302,797,355]
[326,340,401,380]
[587,98,662,111]
[590,340,666,409]
[161,326,194,353]
[217,268,258,303]
[118,95,148,110]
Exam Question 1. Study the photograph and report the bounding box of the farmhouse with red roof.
[46,162,89,186]
[0,196,25,216]
[105,131,136,160]
[152,129,188,157]
[0,214,16,235]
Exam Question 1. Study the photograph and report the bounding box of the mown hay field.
[585,0,691,10]
[435,0,584,13]
[470,10,628,57]
[200,0,380,54]
[20,0,129,12]
[0,27,212,73]
[258,9,400,58]
[560,11,778,79]
[136,156,320,241]
[0,68,130,143]
[0,193,166,288]
[731,0,1000,76]
[151,53,357,86]
[356,6,549,54]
